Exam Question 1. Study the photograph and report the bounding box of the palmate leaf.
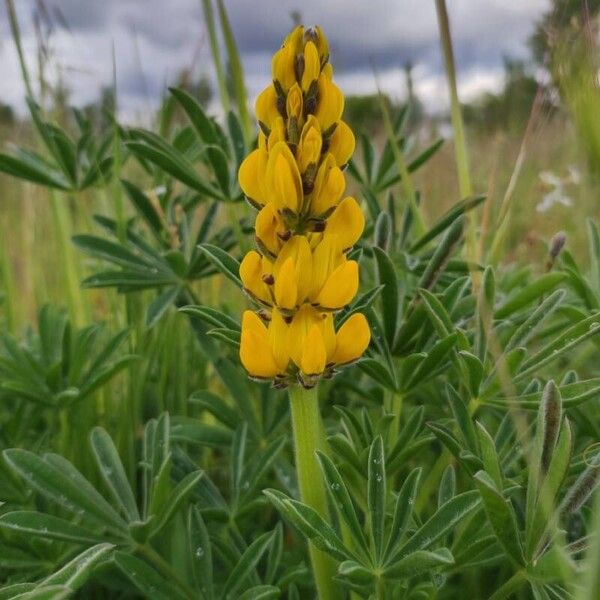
[263,489,353,562]
[384,468,422,560]
[125,138,223,200]
[373,246,399,347]
[41,543,114,590]
[90,427,139,522]
[384,548,454,581]
[368,436,386,563]
[474,471,524,566]
[188,505,213,596]
[389,491,481,563]
[221,530,277,599]
[317,452,369,557]
[3,449,127,532]
[0,511,104,545]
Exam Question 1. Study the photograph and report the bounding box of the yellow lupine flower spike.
[238,25,370,387]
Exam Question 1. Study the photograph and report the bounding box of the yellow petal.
[268,309,291,373]
[274,257,298,310]
[255,204,285,256]
[240,311,279,378]
[286,26,305,53]
[311,154,345,215]
[321,62,334,80]
[268,116,287,148]
[326,197,365,249]
[239,251,269,304]
[309,235,340,298]
[331,313,371,366]
[316,260,359,310]
[328,120,355,167]
[318,312,337,360]
[315,74,344,131]
[301,324,327,376]
[313,26,330,64]
[272,44,296,92]
[239,148,268,206]
[287,304,316,367]
[276,235,312,302]
[301,41,320,92]
[297,117,322,173]
[286,83,304,122]
[255,85,280,131]
[267,142,303,213]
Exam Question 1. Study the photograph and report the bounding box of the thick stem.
[288,385,340,600]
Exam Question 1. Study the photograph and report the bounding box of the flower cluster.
[238,25,370,387]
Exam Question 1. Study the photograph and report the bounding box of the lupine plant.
[1,1,600,599]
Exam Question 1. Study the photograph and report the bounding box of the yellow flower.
[311,154,345,216]
[272,44,297,93]
[314,74,344,132]
[331,313,371,366]
[267,142,303,214]
[239,147,269,207]
[239,305,371,381]
[286,84,304,124]
[325,196,365,250]
[301,41,320,92]
[241,233,359,313]
[267,117,287,147]
[255,204,286,257]
[239,311,280,379]
[255,86,280,132]
[240,250,273,305]
[328,120,355,167]
[297,116,322,174]
[237,24,370,386]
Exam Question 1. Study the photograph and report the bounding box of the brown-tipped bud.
[277,229,292,242]
[304,26,318,45]
[539,380,562,473]
[550,231,567,259]
[262,274,275,285]
[257,308,271,322]
[302,177,315,196]
[312,220,326,233]
[303,161,318,184]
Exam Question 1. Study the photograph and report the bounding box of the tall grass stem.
[435,0,478,272]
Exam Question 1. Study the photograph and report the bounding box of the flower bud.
[301,41,320,92]
[297,117,322,173]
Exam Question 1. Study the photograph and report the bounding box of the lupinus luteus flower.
[238,25,370,387]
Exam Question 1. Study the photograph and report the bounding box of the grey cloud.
[0,0,547,116]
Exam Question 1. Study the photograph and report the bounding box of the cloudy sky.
[0,0,549,120]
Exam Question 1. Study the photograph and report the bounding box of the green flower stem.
[288,385,340,600]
